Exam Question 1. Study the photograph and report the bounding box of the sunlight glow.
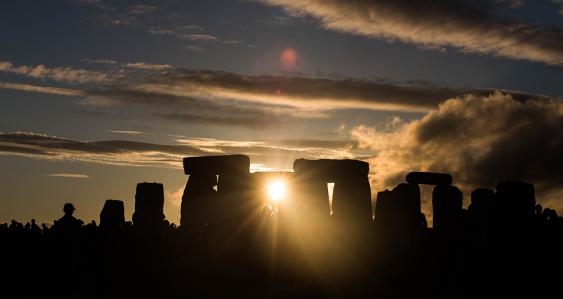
[267,180,287,202]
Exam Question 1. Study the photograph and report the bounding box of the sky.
[1,0,562,225]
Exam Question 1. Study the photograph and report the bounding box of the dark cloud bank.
[259,0,563,67]
[352,92,563,211]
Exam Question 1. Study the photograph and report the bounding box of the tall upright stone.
[292,161,330,217]
[375,183,422,234]
[132,182,165,233]
[432,185,463,235]
[182,155,252,235]
[100,199,125,230]
[180,173,217,231]
[293,159,372,222]
[495,181,535,220]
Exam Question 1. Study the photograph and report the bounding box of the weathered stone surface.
[406,172,452,186]
[375,183,422,232]
[496,181,536,224]
[293,159,371,220]
[132,182,165,231]
[100,199,125,230]
[180,173,217,230]
[432,185,463,234]
[291,176,330,216]
[332,177,372,221]
[293,159,369,181]
[469,188,495,215]
[183,155,250,175]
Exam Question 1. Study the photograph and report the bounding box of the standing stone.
[375,183,422,234]
[132,182,165,233]
[495,181,535,220]
[293,159,371,222]
[100,199,125,230]
[332,176,372,222]
[432,185,463,235]
[180,173,217,231]
[181,155,252,236]
[292,165,330,217]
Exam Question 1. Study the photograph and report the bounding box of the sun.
[266,180,287,202]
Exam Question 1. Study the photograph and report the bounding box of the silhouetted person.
[29,218,41,236]
[53,203,83,235]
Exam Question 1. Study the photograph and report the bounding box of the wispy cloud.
[1,59,553,128]
[179,34,218,42]
[258,0,563,67]
[127,4,159,15]
[0,60,114,84]
[82,58,118,65]
[124,62,172,71]
[0,132,359,170]
[45,173,91,179]
[109,130,144,135]
[0,81,84,96]
[186,45,206,52]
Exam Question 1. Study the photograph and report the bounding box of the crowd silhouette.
[1,155,562,298]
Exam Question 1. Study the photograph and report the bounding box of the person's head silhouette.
[63,203,75,216]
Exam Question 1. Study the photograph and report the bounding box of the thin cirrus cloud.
[0,60,114,84]
[45,173,91,179]
[124,62,173,71]
[0,132,359,170]
[109,130,145,135]
[258,0,563,67]
[0,81,85,96]
[0,59,554,127]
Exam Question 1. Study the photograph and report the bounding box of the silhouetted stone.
[293,158,369,181]
[375,183,422,234]
[180,173,217,231]
[496,180,536,220]
[432,185,463,235]
[293,159,371,221]
[406,172,452,186]
[132,182,165,233]
[469,188,495,216]
[183,154,250,175]
[332,176,372,221]
[100,199,125,230]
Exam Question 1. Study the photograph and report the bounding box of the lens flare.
[267,180,287,202]
[280,48,298,70]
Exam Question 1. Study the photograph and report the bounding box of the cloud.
[258,0,563,67]
[124,62,172,71]
[46,173,91,179]
[0,81,84,96]
[179,34,218,42]
[186,45,206,52]
[104,69,543,114]
[0,60,113,84]
[350,92,563,212]
[109,130,144,135]
[82,59,118,65]
[127,4,159,15]
[2,59,552,127]
[553,0,563,15]
[0,132,359,170]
